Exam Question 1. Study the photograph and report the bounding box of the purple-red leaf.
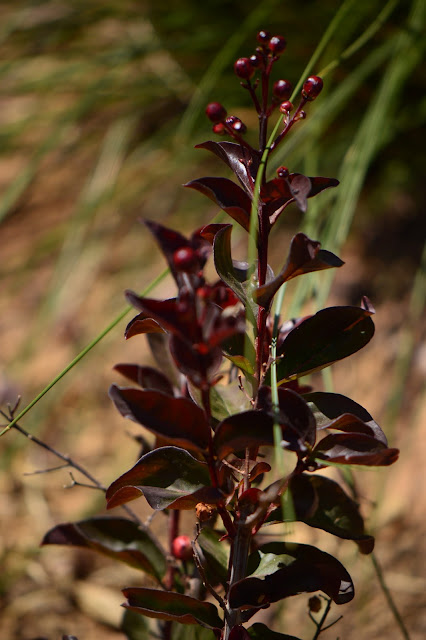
[185,177,252,231]
[106,446,220,510]
[305,391,388,445]
[125,312,165,339]
[109,385,210,452]
[195,140,260,195]
[247,623,302,640]
[114,364,174,396]
[271,305,375,383]
[229,542,354,608]
[125,293,200,343]
[262,174,339,222]
[266,474,375,554]
[214,410,274,459]
[254,233,343,309]
[169,334,223,388]
[122,587,222,629]
[311,432,399,467]
[41,517,167,581]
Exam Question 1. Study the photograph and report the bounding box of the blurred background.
[0,0,424,638]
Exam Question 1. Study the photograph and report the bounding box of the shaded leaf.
[171,623,216,639]
[170,334,223,388]
[229,542,354,608]
[195,141,260,195]
[212,225,257,325]
[247,623,302,640]
[147,331,180,388]
[122,587,222,629]
[109,386,210,452]
[253,233,343,309]
[114,364,174,396]
[197,528,229,588]
[42,517,166,582]
[271,305,375,383]
[125,313,165,339]
[106,446,220,511]
[267,474,374,554]
[305,391,388,445]
[121,608,150,640]
[185,177,251,231]
[311,432,399,467]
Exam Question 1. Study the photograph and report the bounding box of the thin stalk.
[371,552,411,640]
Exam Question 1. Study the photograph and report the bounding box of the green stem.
[372,552,411,640]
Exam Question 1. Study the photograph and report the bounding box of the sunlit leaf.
[42,517,167,582]
[122,587,222,629]
[311,432,399,467]
[195,141,260,195]
[109,385,210,452]
[266,474,375,554]
[229,542,354,609]
[106,446,220,510]
[185,177,251,231]
[125,313,165,339]
[270,305,375,383]
[253,233,343,309]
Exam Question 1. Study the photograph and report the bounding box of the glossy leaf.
[185,177,251,231]
[125,313,165,339]
[267,474,375,553]
[253,233,343,309]
[195,140,260,195]
[262,174,339,221]
[271,305,375,383]
[213,410,274,460]
[42,517,166,582]
[114,364,174,396]
[122,587,222,629]
[109,385,210,452]
[305,391,388,445]
[257,387,317,453]
[311,432,399,467]
[229,542,354,609]
[106,446,220,510]
[247,623,302,640]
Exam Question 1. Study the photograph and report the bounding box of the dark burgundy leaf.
[305,391,388,445]
[42,517,167,581]
[125,293,200,343]
[229,542,354,608]
[114,364,174,396]
[214,410,274,460]
[267,474,375,554]
[262,174,339,223]
[109,385,210,452]
[122,587,222,629]
[270,305,375,383]
[257,387,317,453]
[195,141,260,195]
[247,623,302,640]
[185,177,252,231]
[312,433,399,466]
[170,335,223,388]
[229,626,251,639]
[253,233,343,309]
[125,312,165,339]
[200,223,232,244]
[106,446,220,510]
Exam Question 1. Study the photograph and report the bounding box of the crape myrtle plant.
[39,31,400,640]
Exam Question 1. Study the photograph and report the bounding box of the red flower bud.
[256,30,271,44]
[302,76,323,101]
[212,122,225,135]
[277,166,289,179]
[172,535,193,561]
[279,100,293,113]
[234,57,254,80]
[205,102,227,123]
[273,79,292,101]
[173,247,198,272]
[269,35,286,55]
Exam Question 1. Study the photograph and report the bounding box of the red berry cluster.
[205,31,324,153]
